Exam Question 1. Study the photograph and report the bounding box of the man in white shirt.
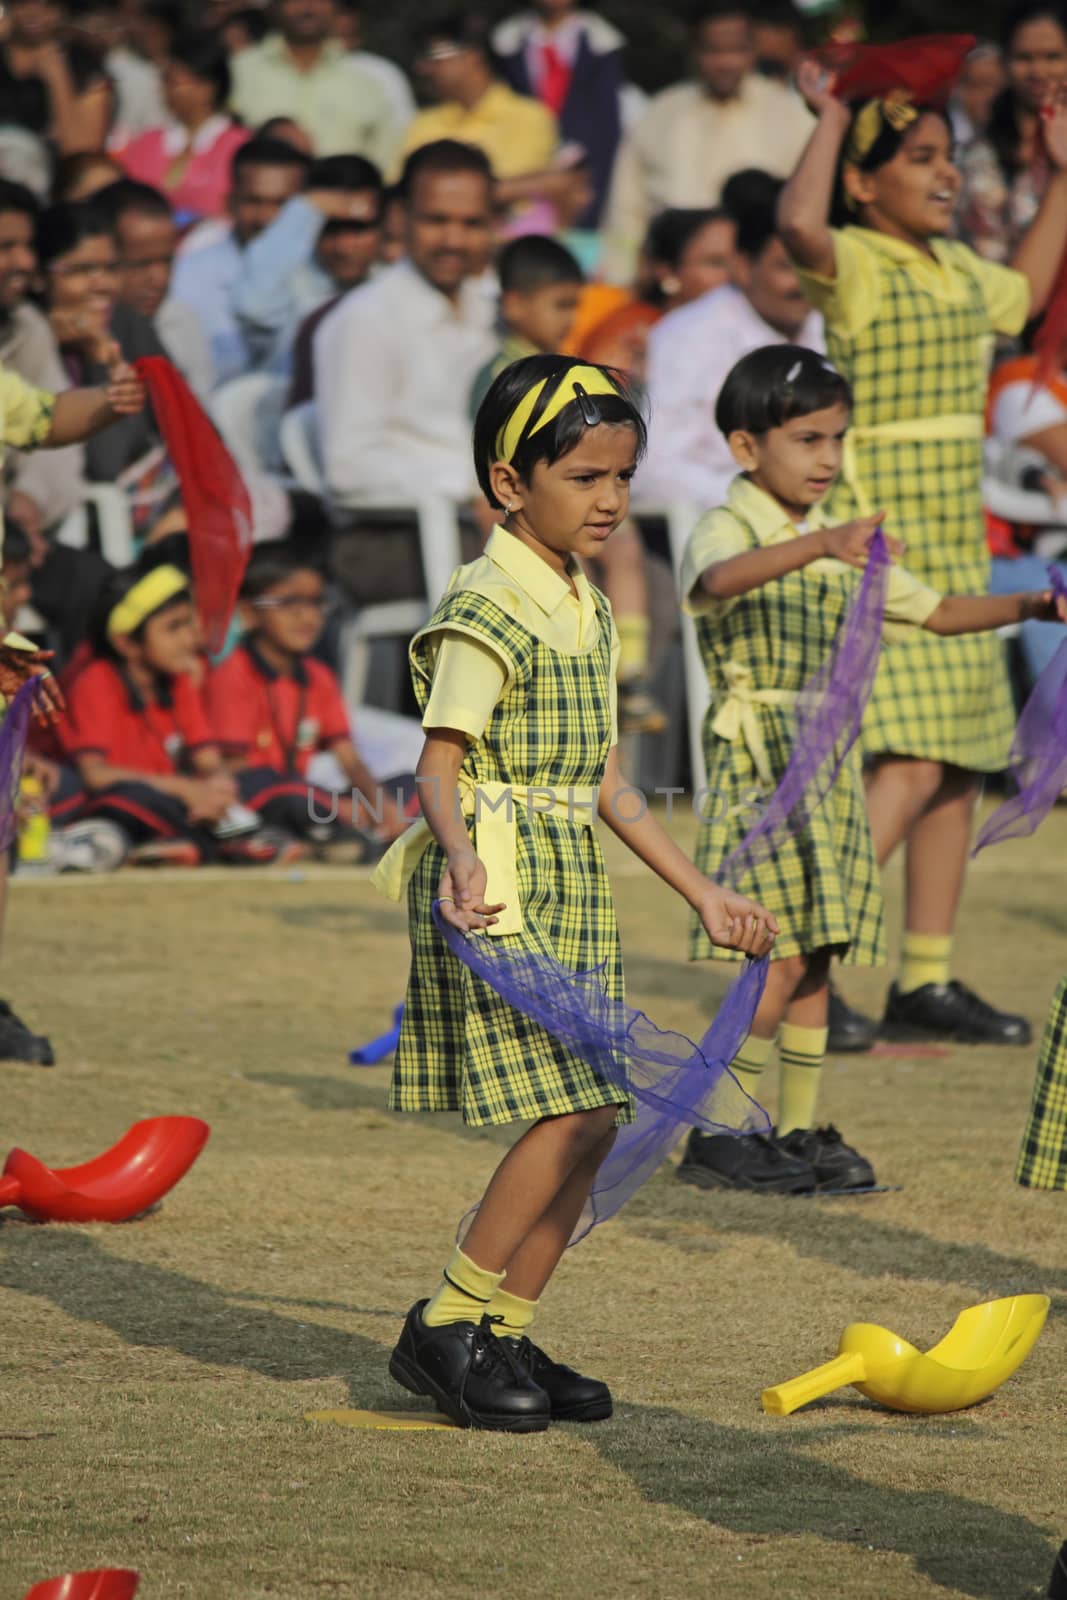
[171,136,311,386]
[313,138,496,508]
[634,171,823,511]
[601,2,812,282]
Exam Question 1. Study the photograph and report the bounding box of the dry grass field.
[1,803,1065,1599]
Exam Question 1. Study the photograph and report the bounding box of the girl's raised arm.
[777,64,852,278]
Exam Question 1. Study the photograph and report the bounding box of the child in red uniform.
[205,545,408,860]
[55,564,279,866]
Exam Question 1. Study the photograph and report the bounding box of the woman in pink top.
[115,33,249,223]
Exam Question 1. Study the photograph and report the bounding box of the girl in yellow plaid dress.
[778,63,1067,1047]
[374,355,776,1432]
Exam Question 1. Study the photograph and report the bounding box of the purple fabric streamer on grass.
[0,679,40,853]
[433,904,769,1244]
[720,531,890,888]
[972,633,1067,854]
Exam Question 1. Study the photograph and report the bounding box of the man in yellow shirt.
[398,14,558,187]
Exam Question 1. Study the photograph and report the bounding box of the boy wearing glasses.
[206,544,407,860]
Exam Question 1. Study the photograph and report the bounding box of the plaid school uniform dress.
[389,549,632,1128]
[1016,977,1067,1190]
[680,478,940,967]
[799,227,1030,770]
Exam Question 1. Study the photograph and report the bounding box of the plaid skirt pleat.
[391,585,633,1128]
[822,234,1016,771]
[1016,978,1067,1190]
[690,718,885,968]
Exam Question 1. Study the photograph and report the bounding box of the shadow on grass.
[244,1070,514,1148]
[594,1405,1055,1600]
[624,1181,1067,1310]
[0,1232,1050,1598]
[0,1227,398,1407]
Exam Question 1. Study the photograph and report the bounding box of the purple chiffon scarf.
[972,580,1067,854]
[435,535,892,1242]
[0,679,40,853]
[434,905,769,1245]
[720,530,890,886]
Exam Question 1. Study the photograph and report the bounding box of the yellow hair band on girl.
[494,365,624,464]
[845,90,920,167]
[107,564,190,639]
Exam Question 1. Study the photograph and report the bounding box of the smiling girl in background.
[776,61,1067,1047]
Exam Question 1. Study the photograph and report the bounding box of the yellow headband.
[107,565,190,639]
[494,365,624,464]
[845,90,920,169]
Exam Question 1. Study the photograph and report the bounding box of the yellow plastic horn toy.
[762,1294,1049,1417]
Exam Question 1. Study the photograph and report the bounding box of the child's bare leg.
[902,765,978,937]
[461,1104,622,1274]
[864,755,944,864]
[750,953,807,1038]
[499,1126,618,1301]
[783,949,831,1029]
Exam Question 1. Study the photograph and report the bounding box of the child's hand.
[795,59,841,117]
[1021,589,1067,623]
[184,774,238,823]
[0,644,63,725]
[105,352,146,417]
[1041,84,1067,171]
[437,848,506,933]
[818,513,903,568]
[697,886,778,956]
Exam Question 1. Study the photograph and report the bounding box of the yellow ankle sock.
[778,1023,828,1135]
[899,932,952,995]
[422,1246,505,1328]
[616,614,650,682]
[487,1287,539,1338]
[728,1032,775,1100]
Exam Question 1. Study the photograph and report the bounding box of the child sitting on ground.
[471,235,664,734]
[205,544,407,861]
[54,563,287,868]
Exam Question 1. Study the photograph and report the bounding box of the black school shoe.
[828,987,877,1054]
[389,1300,550,1432]
[0,1000,54,1066]
[775,1125,875,1191]
[677,1129,816,1195]
[881,980,1032,1046]
[506,1336,612,1422]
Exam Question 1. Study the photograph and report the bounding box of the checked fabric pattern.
[393,587,633,1128]
[690,535,884,969]
[1016,977,1067,1190]
[822,233,1016,771]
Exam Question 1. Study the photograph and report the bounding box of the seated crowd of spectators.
[1,0,1066,880]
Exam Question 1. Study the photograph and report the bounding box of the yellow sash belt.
[709,661,797,789]
[842,413,983,516]
[371,775,598,936]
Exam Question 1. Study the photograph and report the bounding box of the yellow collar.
[726,476,829,543]
[484,525,585,616]
[844,224,952,271]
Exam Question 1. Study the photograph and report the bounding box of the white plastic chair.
[278,401,463,706]
[210,373,289,477]
[55,484,134,567]
[648,500,707,791]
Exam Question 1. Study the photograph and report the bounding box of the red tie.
[539,42,571,116]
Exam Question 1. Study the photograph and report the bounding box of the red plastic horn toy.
[23,1570,140,1600]
[0,1117,209,1223]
